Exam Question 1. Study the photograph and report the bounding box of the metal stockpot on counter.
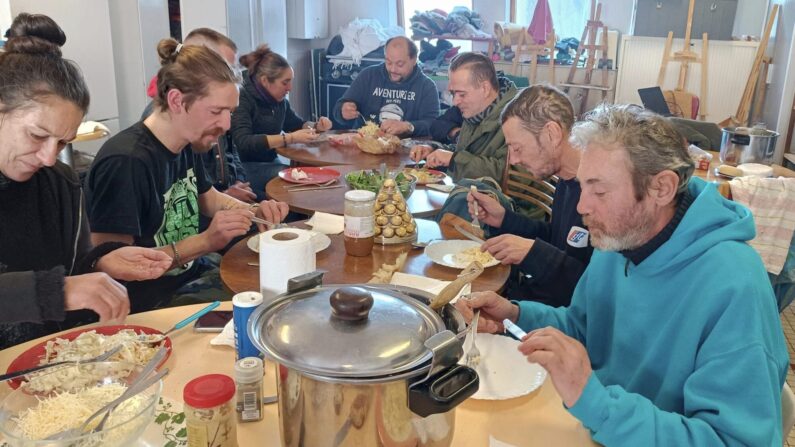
[247,271,478,447]
[719,127,779,166]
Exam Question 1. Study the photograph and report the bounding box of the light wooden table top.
[220,219,510,295]
[0,303,596,446]
[693,151,795,197]
[265,165,451,218]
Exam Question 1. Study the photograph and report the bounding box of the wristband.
[170,241,185,269]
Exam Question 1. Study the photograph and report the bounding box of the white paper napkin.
[210,319,235,347]
[77,120,110,136]
[307,212,345,234]
[390,272,471,304]
[489,436,519,447]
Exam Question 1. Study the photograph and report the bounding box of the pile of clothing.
[410,7,490,40]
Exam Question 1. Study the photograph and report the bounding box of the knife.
[454,224,485,244]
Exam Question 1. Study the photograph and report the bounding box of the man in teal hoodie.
[457,104,788,445]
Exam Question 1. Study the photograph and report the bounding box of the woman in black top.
[230,45,333,194]
[0,13,172,348]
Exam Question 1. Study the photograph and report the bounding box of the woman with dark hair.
[0,13,173,349]
[230,44,333,190]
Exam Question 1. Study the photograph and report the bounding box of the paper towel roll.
[259,229,316,300]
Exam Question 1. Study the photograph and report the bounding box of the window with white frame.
[515,0,590,40]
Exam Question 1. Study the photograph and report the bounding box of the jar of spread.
[234,357,263,422]
[344,190,376,257]
[184,374,238,447]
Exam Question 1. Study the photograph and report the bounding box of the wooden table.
[266,165,451,218]
[220,219,510,294]
[692,150,795,197]
[277,133,415,167]
[0,303,597,446]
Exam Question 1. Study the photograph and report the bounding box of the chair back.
[500,163,556,219]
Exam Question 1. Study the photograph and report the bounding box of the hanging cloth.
[528,0,554,44]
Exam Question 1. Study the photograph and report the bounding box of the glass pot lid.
[251,285,446,378]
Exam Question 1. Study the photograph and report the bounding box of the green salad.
[345,171,414,198]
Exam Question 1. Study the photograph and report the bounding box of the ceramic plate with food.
[278,167,341,184]
[424,240,499,269]
[403,167,446,184]
[5,325,171,391]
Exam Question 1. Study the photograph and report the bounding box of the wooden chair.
[501,163,557,220]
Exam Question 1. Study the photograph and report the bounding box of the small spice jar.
[234,357,263,422]
[184,374,238,447]
[344,190,376,257]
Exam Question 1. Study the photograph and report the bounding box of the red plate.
[278,167,341,184]
[5,325,172,389]
[403,168,447,185]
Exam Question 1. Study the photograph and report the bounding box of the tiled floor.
[780,304,795,446]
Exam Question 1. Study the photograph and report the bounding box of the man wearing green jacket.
[457,104,788,446]
[410,52,517,182]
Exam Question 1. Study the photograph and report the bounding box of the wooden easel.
[657,0,708,121]
[559,0,611,116]
[720,4,779,128]
[511,29,556,84]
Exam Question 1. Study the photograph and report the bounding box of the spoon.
[411,239,438,249]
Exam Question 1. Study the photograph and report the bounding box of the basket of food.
[353,121,401,154]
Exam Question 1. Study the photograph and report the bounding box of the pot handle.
[730,134,751,146]
[286,270,326,294]
[408,365,479,417]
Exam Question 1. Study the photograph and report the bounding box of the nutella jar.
[344,190,376,257]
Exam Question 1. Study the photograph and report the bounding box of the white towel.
[307,211,345,234]
[76,121,110,136]
[489,436,519,447]
[729,177,795,274]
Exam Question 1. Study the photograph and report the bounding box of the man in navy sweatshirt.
[333,36,439,137]
[468,85,592,307]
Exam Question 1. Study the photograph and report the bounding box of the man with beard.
[410,52,517,182]
[456,104,788,445]
[334,36,439,137]
[467,85,592,307]
[86,39,288,311]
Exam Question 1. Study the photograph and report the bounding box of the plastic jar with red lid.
[183,374,238,447]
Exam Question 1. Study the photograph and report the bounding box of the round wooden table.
[276,133,415,167]
[266,165,452,218]
[220,219,510,294]
[0,303,596,446]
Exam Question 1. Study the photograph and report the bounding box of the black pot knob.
[329,287,374,321]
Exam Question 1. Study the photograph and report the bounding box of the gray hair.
[571,104,694,201]
[501,84,575,135]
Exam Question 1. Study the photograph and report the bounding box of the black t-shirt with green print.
[86,121,212,311]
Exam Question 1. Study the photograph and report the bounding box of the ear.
[166,89,186,114]
[648,170,679,206]
[542,121,564,148]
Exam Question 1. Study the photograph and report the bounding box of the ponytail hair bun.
[4,12,66,57]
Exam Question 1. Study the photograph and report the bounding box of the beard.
[583,201,657,252]
[191,128,225,152]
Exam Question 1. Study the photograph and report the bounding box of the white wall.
[734,0,770,38]
[0,0,10,37]
[601,0,634,34]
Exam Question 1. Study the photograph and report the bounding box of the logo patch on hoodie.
[567,226,589,248]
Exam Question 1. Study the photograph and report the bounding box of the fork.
[285,179,336,190]
[469,185,481,228]
[465,310,481,368]
[0,345,123,382]
[250,216,289,229]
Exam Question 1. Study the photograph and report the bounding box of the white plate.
[247,231,331,254]
[462,333,547,400]
[424,240,499,268]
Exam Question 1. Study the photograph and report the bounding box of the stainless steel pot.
[248,271,478,447]
[719,127,779,166]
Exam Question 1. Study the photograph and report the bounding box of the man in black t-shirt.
[466,85,593,308]
[87,42,288,311]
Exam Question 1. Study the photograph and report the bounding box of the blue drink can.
[233,291,263,360]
